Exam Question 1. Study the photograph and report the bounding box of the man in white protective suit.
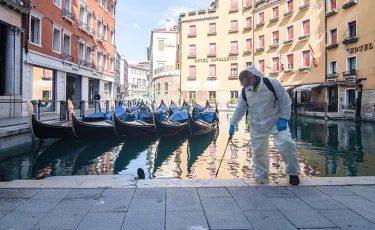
[229,66,300,185]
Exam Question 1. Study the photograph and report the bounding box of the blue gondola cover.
[169,111,188,122]
[194,112,216,123]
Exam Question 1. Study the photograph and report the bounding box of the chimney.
[166,19,170,31]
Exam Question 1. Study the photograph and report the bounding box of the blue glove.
[229,125,235,136]
[277,118,288,131]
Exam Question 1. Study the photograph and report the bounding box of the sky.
[115,0,213,64]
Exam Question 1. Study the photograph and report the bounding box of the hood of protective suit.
[245,66,264,78]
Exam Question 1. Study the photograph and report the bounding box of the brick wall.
[153,76,180,104]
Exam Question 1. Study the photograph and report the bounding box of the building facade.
[128,64,149,100]
[119,55,128,98]
[0,0,29,119]
[148,19,180,104]
[22,0,117,114]
[179,0,375,121]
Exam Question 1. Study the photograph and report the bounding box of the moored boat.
[31,114,75,139]
[153,100,187,136]
[187,101,219,136]
[72,114,115,139]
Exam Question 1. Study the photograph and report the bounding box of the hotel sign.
[195,56,238,63]
[349,43,373,54]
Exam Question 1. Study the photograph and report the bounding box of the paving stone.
[301,229,340,230]
[228,187,277,211]
[15,198,62,212]
[53,197,97,212]
[67,188,104,199]
[288,187,346,210]
[0,210,9,219]
[197,188,231,198]
[30,189,72,200]
[0,211,47,230]
[320,209,375,229]
[122,197,165,230]
[243,211,297,230]
[268,198,337,229]
[76,212,126,230]
[332,195,375,223]
[316,186,355,196]
[166,211,209,230]
[343,186,375,202]
[0,189,40,198]
[258,187,296,198]
[201,198,252,230]
[0,198,26,211]
[167,188,202,212]
[32,207,88,230]
[90,189,134,213]
[133,188,166,199]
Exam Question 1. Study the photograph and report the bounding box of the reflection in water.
[1,114,375,181]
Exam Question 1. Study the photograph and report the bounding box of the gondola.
[114,101,155,137]
[153,100,187,136]
[187,101,219,136]
[31,114,75,139]
[72,114,115,139]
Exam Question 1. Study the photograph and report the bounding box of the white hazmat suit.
[230,67,300,178]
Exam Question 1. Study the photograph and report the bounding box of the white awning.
[293,84,322,92]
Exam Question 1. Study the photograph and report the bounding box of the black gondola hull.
[154,113,187,136]
[72,115,115,139]
[31,114,74,139]
[114,113,155,137]
[187,112,218,136]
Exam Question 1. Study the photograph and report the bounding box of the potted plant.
[209,95,216,103]
[230,97,238,104]
[189,97,196,103]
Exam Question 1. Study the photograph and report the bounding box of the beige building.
[148,20,180,104]
[179,0,375,121]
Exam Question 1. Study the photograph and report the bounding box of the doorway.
[66,75,81,108]
[327,86,338,112]
[88,78,99,107]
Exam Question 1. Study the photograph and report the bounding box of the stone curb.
[1,176,375,189]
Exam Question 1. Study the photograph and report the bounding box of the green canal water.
[1,113,375,181]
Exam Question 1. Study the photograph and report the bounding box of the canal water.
[1,113,375,181]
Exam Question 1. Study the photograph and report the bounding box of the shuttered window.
[231,20,238,30]
[231,0,238,9]
[330,29,337,44]
[273,7,279,18]
[302,19,310,35]
[189,25,196,34]
[259,12,264,23]
[246,17,252,27]
[273,31,279,44]
[231,63,238,75]
[189,66,196,76]
[231,41,238,52]
[287,26,294,40]
[209,65,216,76]
[258,60,265,73]
[287,0,293,12]
[287,54,294,69]
[302,50,311,67]
[246,0,252,6]
[246,39,252,50]
[189,45,196,55]
[209,43,216,54]
[272,57,279,71]
[209,23,216,33]
[259,35,265,48]
[330,0,336,10]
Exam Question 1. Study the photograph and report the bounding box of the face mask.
[246,86,254,91]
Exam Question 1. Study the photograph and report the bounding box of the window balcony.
[0,0,28,14]
[228,75,238,80]
[78,59,86,66]
[244,4,253,10]
[326,43,338,50]
[98,66,104,72]
[270,17,279,22]
[342,0,357,9]
[63,9,74,24]
[326,9,338,17]
[343,70,358,78]
[78,21,87,32]
[256,47,265,52]
[284,69,295,74]
[187,54,196,59]
[299,67,311,72]
[243,26,252,31]
[96,33,104,42]
[342,36,358,44]
[284,39,294,45]
[326,73,338,80]
[86,25,95,37]
[284,11,294,17]
[84,61,93,69]
[188,33,197,38]
[299,34,310,41]
[229,29,239,33]
[229,8,239,13]
[269,71,279,76]
[229,51,239,56]
[187,76,196,81]
[256,22,265,27]
[207,76,217,81]
[207,53,216,57]
[243,50,252,54]
[62,53,74,62]
[299,3,310,11]
[207,32,217,36]
[270,41,279,49]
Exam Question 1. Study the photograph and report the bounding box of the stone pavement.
[1,176,375,230]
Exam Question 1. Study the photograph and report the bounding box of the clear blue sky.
[115,0,213,63]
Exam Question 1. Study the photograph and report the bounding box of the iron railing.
[78,21,87,31]
[97,33,104,42]
[343,70,357,77]
[63,53,74,62]
[63,9,74,22]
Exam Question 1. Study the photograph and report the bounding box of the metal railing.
[97,33,104,42]
[326,73,338,79]
[78,21,87,31]
[63,9,74,21]
[343,70,357,77]
[86,25,95,35]
[154,65,177,74]
[63,53,74,62]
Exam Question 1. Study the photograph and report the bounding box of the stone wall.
[153,75,180,104]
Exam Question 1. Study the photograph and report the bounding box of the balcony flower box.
[244,5,252,10]
[256,47,265,52]
[207,32,217,36]
[269,44,279,49]
[187,76,197,81]
[299,67,311,72]
[228,75,238,80]
[326,9,338,17]
[284,11,294,17]
[229,29,239,33]
[256,22,265,27]
[342,0,357,9]
[299,3,310,11]
[188,34,197,38]
[207,76,217,81]
[284,69,295,74]
[326,43,338,50]
[207,53,217,57]
[270,17,279,23]
[284,39,294,45]
[299,35,310,41]
[243,50,252,54]
[243,26,252,31]
[269,72,279,76]
[229,52,239,56]
[342,37,358,44]
[229,8,239,13]
[188,55,196,59]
